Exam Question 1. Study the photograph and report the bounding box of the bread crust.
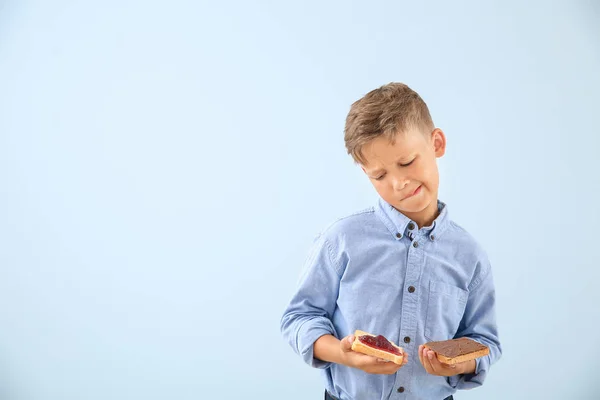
[431,348,489,365]
[350,330,404,365]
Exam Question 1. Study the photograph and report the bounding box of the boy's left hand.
[418,345,476,377]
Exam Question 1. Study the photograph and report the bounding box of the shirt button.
[430,234,435,241]
[412,241,419,248]
[403,336,411,343]
[396,233,402,238]
[408,222,415,230]
[397,387,405,393]
[408,286,415,293]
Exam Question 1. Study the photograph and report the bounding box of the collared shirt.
[280,198,501,400]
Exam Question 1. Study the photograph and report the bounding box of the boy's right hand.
[339,334,408,375]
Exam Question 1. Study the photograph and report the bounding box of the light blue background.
[1,1,599,399]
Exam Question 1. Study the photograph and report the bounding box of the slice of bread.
[423,337,489,365]
[350,330,404,365]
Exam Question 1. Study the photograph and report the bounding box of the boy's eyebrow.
[367,167,385,175]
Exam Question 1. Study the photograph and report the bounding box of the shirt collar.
[375,197,450,242]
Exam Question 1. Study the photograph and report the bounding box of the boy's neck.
[399,198,440,229]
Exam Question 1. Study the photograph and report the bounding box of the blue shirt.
[280,198,501,400]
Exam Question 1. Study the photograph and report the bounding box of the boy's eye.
[399,159,415,167]
[374,173,386,181]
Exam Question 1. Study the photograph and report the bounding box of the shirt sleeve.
[447,254,502,389]
[280,233,342,369]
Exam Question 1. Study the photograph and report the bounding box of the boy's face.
[360,127,446,227]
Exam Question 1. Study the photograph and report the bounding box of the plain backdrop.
[1,1,599,399]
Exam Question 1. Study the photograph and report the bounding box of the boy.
[280,83,501,400]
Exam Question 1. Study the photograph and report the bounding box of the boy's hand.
[418,345,476,377]
[339,335,408,375]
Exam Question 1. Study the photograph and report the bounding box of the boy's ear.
[432,128,446,158]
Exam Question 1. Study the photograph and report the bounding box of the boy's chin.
[397,205,429,215]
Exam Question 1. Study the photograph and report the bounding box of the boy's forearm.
[314,334,345,365]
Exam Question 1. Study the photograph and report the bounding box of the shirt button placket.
[396,222,421,396]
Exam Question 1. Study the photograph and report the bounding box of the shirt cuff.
[297,317,337,369]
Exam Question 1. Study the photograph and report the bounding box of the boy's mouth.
[403,185,422,200]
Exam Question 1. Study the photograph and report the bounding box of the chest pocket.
[424,280,468,342]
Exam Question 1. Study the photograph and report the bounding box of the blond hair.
[344,82,434,164]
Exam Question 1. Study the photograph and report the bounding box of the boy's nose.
[393,178,410,192]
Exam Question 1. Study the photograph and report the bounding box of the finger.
[381,361,403,374]
[356,353,381,366]
[420,346,431,370]
[425,349,439,374]
[348,352,373,370]
[417,345,424,366]
[368,355,390,365]
[341,335,355,352]
[365,356,401,374]
[390,363,404,373]
[428,351,456,372]
[422,347,435,374]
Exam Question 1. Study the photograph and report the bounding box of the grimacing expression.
[360,128,446,225]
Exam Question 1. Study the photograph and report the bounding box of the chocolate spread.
[424,337,488,358]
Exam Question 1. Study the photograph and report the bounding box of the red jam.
[358,334,401,356]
